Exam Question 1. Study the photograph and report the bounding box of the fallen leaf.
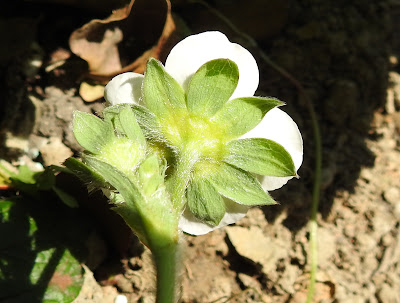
[69,0,179,84]
[79,81,107,102]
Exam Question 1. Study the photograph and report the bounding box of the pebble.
[317,228,336,267]
[40,137,73,166]
[114,295,128,303]
[383,187,400,205]
[376,283,400,303]
[225,226,287,274]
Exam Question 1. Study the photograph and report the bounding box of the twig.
[189,2,323,301]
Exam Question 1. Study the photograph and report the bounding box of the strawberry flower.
[104,31,303,235]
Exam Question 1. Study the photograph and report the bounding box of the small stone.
[389,55,398,66]
[317,228,336,267]
[40,137,73,166]
[207,276,233,302]
[226,226,287,274]
[339,296,366,303]
[383,187,400,205]
[114,274,134,293]
[386,88,396,114]
[5,132,29,151]
[381,233,393,247]
[278,264,299,294]
[238,273,260,289]
[214,238,229,256]
[360,169,373,182]
[114,294,128,303]
[389,72,400,108]
[376,283,400,303]
[394,203,400,220]
[355,233,376,251]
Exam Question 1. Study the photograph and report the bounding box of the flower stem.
[150,148,196,303]
[152,241,181,303]
[168,148,198,211]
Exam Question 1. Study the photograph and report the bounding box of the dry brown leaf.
[79,82,107,102]
[69,0,179,85]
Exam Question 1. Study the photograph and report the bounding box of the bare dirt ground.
[1,1,400,302]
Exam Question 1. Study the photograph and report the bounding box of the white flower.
[104,31,303,235]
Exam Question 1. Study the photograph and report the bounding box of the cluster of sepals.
[66,56,297,247]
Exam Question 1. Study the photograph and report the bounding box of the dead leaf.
[79,82,106,102]
[69,0,179,84]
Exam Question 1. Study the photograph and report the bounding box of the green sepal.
[84,156,178,248]
[73,111,114,154]
[103,104,160,139]
[143,58,186,118]
[83,156,148,242]
[207,162,276,206]
[224,138,296,177]
[186,59,239,117]
[64,157,108,191]
[111,204,149,247]
[138,154,164,196]
[102,104,124,134]
[130,104,161,138]
[119,105,146,147]
[187,177,225,226]
[211,97,284,139]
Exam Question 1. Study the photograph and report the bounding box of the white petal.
[104,72,143,105]
[179,199,249,235]
[241,108,303,191]
[165,31,259,100]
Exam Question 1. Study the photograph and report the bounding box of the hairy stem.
[152,240,181,303]
[168,148,199,211]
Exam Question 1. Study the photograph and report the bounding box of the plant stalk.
[152,241,180,303]
[169,148,198,211]
[186,5,323,299]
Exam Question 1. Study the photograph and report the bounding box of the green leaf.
[0,198,89,303]
[8,166,57,197]
[207,163,276,206]
[187,177,225,226]
[64,157,107,192]
[11,165,38,184]
[211,97,284,138]
[186,59,239,117]
[37,248,84,303]
[119,105,146,147]
[73,111,114,154]
[224,138,296,177]
[143,58,186,118]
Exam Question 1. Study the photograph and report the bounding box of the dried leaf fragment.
[69,0,179,83]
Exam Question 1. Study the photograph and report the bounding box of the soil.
[1,1,400,302]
